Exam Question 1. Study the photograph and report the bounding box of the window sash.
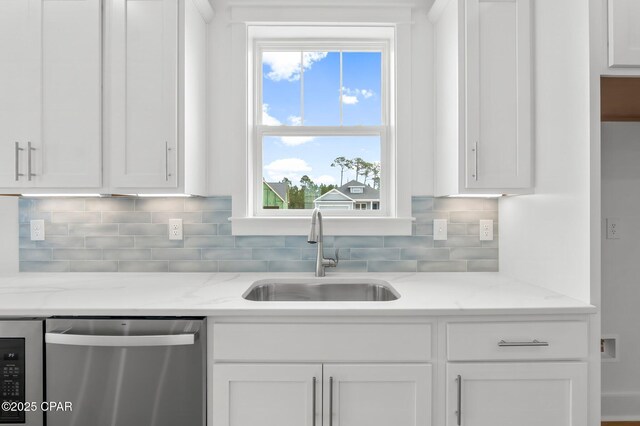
[256,41,389,128]
[254,126,389,217]
[252,38,391,218]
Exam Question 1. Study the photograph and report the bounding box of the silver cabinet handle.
[498,339,549,347]
[27,141,35,181]
[14,142,24,181]
[329,376,334,426]
[45,332,196,347]
[455,375,462,426]
[471,141,478,181]
[165,141,172,181]
[312,376,317,426]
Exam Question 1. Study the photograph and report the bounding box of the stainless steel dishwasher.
[45,318,205,426]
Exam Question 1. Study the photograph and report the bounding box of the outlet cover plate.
[169,218,183,240]
[479,220,493,241]
[433,219,447,241]
[606,218,620,239]
[30,219,45,241]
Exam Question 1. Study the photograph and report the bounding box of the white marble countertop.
[0,272,595,317]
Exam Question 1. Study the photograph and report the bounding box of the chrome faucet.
[307,208,338,277]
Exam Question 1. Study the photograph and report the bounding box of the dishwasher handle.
[45,332,196,347]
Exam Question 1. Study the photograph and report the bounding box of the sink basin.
[243,279,400,302]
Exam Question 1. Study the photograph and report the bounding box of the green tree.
[300,175,314,189]
[352,158,373,183]
[287,185,305,209]
[331,156,353,186]
[300,175,319,209]
[319,183,337,195]
[371,162,381,189]
[360,161,376,185]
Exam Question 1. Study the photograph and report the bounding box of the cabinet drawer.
[213,323,432,362]
[447,321,588,361]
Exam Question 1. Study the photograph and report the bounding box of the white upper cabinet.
[105,0,211,194]
[0,0,102,191]
[608,0,640,67]
[107,0,178,189]
[430,0,533,196]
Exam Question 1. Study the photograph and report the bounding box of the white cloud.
[262,52,328,82]
[360,89,374,99]
[342,94,359,105]
[264,158,312,182]
[341,87,376,105]
[262,104,282,126]
[314,175,336,185]
[262,107,313,145]
[281,136,315,146]
[288,115,302,126]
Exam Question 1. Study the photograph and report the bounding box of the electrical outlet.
[168,218,183,240]
[433,219,447,241]
[606,218,620,239]
[30,219,45,241]
[479,219,493,241]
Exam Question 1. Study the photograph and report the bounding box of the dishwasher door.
[45,318,205,426]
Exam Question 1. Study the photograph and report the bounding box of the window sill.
[231,216,414,236]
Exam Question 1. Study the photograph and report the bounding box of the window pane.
[303,51,340,126]
[262,52,301,126]
[262,135,381,211]
[342,52,382,126]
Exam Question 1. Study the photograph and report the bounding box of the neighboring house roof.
[264,181,288,202]
[337,180,380,201]
[314,188,354,203]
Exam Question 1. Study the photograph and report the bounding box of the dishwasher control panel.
[0,338,25,423]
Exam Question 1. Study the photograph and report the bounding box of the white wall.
[206,0,435,196]
[0,197,18,273]
[499,0,592,303]
[601,122,640,419]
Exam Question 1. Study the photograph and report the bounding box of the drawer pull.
[455,375,462,425]
[27,141,35,181]
[498,339,549,347]
[312,376,317,426]
[329,376,334,426]
[15,142,24,181]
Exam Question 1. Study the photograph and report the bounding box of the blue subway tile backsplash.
[18,196,499,272]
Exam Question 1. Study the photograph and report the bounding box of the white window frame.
[231,23,413,236]
[254,36,390,218]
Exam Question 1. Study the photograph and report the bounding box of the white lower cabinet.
[324,364,432,426]
[213,364,321,426]
[213,363,432,426]
[446,362,588,426]
[210,317,590,426]
[446,362,587,426]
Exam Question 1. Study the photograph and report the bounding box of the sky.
[262,51,381,188]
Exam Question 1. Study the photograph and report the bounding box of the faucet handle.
[334,248,340,264]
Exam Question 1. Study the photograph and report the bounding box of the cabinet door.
[35,0,102,187]
[213,364,322,426]
[465,0,532,190]
[108,0,178,189]
[323,364,432,426]
[608,0,640,67]
[0,0,39,188]
[446,362,587,426]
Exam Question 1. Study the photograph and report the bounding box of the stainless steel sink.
[243,279,400,302]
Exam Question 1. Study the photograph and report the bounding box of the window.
[252,28,391,217]
[233,24,411,236]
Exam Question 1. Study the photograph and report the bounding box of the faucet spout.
[307,208,337,277]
